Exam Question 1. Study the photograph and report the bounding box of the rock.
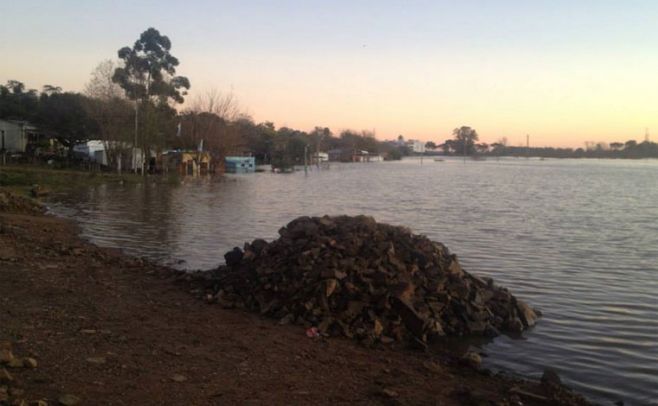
[324,279,337,297]
[380,388,399,398]
[6,358,24,368]
[85,357,106,365]
[380,336,395,345]
[422,360,442,374]
[205,215,540,347]
[541,368,562,386]
[0,349,14,364]
[57,394,81,405]
[170,373,187,382]
[224,247,243,266]
[9,387,25,397]
[22,357,37,369]
[373,319,384,337]
[31,185,50,198]
[462,351,482,369]
[516,300,538,328]
[390,297,425,339]
[0,368,13,383]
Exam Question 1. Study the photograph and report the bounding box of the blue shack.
[225,156,256,173]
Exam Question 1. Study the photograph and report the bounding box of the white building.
[311,152,329,162]
[73,140,106,163]
[73,140,146,171]
[0,119,41,152]
[407,139,426,154]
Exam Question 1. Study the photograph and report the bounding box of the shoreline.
[0,189,591,405]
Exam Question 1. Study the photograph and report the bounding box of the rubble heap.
[207,215,539,345]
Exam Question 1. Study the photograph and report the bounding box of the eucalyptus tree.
[112,27,190,173]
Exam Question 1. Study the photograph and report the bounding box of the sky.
[1,0,658,148]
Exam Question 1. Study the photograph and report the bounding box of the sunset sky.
[1,0,657,147]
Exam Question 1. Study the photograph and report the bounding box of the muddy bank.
[0,190,591,405]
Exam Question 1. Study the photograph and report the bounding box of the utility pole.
[645,128,650,142]
[304,144,308,175]
[526,134,530,159]
[133,101,139,174]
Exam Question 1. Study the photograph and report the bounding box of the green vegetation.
[0,165,149,196]
[487,140,658,159]
[441,126,480,155]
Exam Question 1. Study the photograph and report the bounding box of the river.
[48,157,658,405]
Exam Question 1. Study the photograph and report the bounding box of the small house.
[352,150,371,162]
[311,152,329,165]
[225,156,255,173]
[328,148,349,162]
[0,119,48,153]
[163,151,212,175]
[73,140,106,164]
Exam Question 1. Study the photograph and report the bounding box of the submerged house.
[311,152,329,165]
[163,151,213,175]
[225,156,255,173]
[328,148,350,162]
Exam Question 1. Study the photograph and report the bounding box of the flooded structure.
[163,151,213,175]
[225,156,255,173]
[310,152,329,165]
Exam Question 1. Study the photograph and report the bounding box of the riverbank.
[0,190,591,405]
[0,165,176,196]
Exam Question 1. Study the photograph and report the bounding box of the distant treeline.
[439,127,658,159]
[0,27,405,173]
[485,140,658,159]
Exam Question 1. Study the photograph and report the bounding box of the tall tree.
[112,27,190,173]
[84,60,134,172]
[450,126,479,155]
[179,88,245,160]
[35,92,96,154]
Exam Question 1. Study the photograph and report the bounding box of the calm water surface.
[48,158,658,405]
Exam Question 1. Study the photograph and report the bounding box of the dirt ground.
[0,196,591,405]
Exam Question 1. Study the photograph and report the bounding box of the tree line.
[439,127,658,159]
[0,27,402,173]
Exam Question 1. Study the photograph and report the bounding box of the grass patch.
[0,165,164,196]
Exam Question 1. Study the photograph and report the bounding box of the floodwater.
[48,157,658,405]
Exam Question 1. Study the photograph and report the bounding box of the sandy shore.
[0,192,591,405]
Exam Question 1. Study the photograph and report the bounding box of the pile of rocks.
[206,215,539,346]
